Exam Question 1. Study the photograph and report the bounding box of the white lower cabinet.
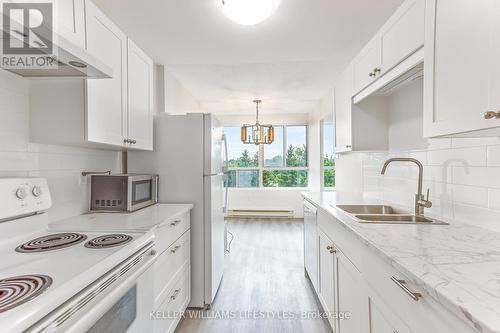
[305,206,477,333]
[303,200,319,292]
[367,291,411,333]
[150,216,191,333]
[153,263,191,333]
[335,249,367,333]
[318,228,336,328]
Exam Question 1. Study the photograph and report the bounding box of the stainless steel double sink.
[334,205,448,225]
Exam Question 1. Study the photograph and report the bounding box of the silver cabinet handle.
[170,288,181,300]
[391,276,422,301]
[170,219,181,226]
[374,67,382,74]
[369,71,376,77]
[326,245,336,253]
[131,139,137,144]
[483,111,500,119]
[124,139,131,144]
[170,245,182,253]
[346,145,352,149]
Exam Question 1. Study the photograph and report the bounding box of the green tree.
[323,153,335,187]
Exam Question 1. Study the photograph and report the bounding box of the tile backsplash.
[0,70,121,222]
[336,78,500,232]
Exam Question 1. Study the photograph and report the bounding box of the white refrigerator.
[128,113,228,308]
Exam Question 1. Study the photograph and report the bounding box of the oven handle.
[26,243,157,333]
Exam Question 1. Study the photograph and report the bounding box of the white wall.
[336,78,500,232]
[163,67,201,114]
[0,70,121,222]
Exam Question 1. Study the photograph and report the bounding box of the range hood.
[2,35,113,79]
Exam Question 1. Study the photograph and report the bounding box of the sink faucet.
[381,158,432,216]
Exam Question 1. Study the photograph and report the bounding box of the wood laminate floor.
[175,218,332,333]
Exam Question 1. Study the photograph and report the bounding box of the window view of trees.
[224,125,309,188]
[322,120,335,188]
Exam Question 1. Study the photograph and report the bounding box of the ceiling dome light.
[221,0,281,26]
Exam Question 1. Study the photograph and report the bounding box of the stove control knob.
[15,188,28,200]
[32,186,43,198]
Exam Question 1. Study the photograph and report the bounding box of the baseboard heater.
[227,209,294,219]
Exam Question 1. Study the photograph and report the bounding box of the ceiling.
[93,0,404,115]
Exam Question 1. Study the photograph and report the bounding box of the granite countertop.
[302,192,500,333]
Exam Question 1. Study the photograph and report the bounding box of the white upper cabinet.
[56,0,86,48]
[353,0,425,96]
[127,38,154,151]
[85,0,128,147]
[353,38,380,94]
[379,0,425,73]
[424,0,500,137]
[334,66,354,153]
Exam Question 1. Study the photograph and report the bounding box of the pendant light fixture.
[221,0,281,26]
[241,100,274,145]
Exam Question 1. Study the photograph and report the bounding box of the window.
[225,127,259,188]
[321,119,335,189]
[224,125,308,188]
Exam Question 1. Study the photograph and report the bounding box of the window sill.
[227,187,309,191]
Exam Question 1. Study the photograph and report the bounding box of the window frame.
[321,118,335,191]
[225,124,309,189]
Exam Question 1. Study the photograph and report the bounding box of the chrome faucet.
[381,158,432,216]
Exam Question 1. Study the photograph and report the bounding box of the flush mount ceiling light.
[221,0,281,26]
[241,100,274,145]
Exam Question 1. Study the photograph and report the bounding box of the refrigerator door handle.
[222,133,229,214]
[223,185,228,214]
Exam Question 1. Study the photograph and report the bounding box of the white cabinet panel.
[85,0,127,147]
[380,0,424,73]
[368,294,412,333]
[353,38,380,94]
[487,1,500,114]
[318,228,336,325]
[127,38,154,151]
[56,0,86,48]
[334,66,353,153]
[336,249,368,333]
[303,200,319,292]
[424,0,500,137]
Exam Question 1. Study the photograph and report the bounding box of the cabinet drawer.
[153,264,191,333]
[154,212,190,253]
[154,230,190,308]
[318,208,363,272]
[363,250,475,333]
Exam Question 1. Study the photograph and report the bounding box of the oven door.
[128,176,158,211]
[27,244,157,333]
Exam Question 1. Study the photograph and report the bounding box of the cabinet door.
[318,229,336,327]
[488,1,500,115]
[380,0,424,73]
[424,0,500,137]
[127,38,154,151]
[334,66,353,153]
[85,0,127,147]
[353,38,380,94]
[336,249,368,333]
[56,0,86,48]
[303,201,319,292]
[367,295,412,333]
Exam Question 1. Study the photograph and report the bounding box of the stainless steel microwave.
[90,174,158,212]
